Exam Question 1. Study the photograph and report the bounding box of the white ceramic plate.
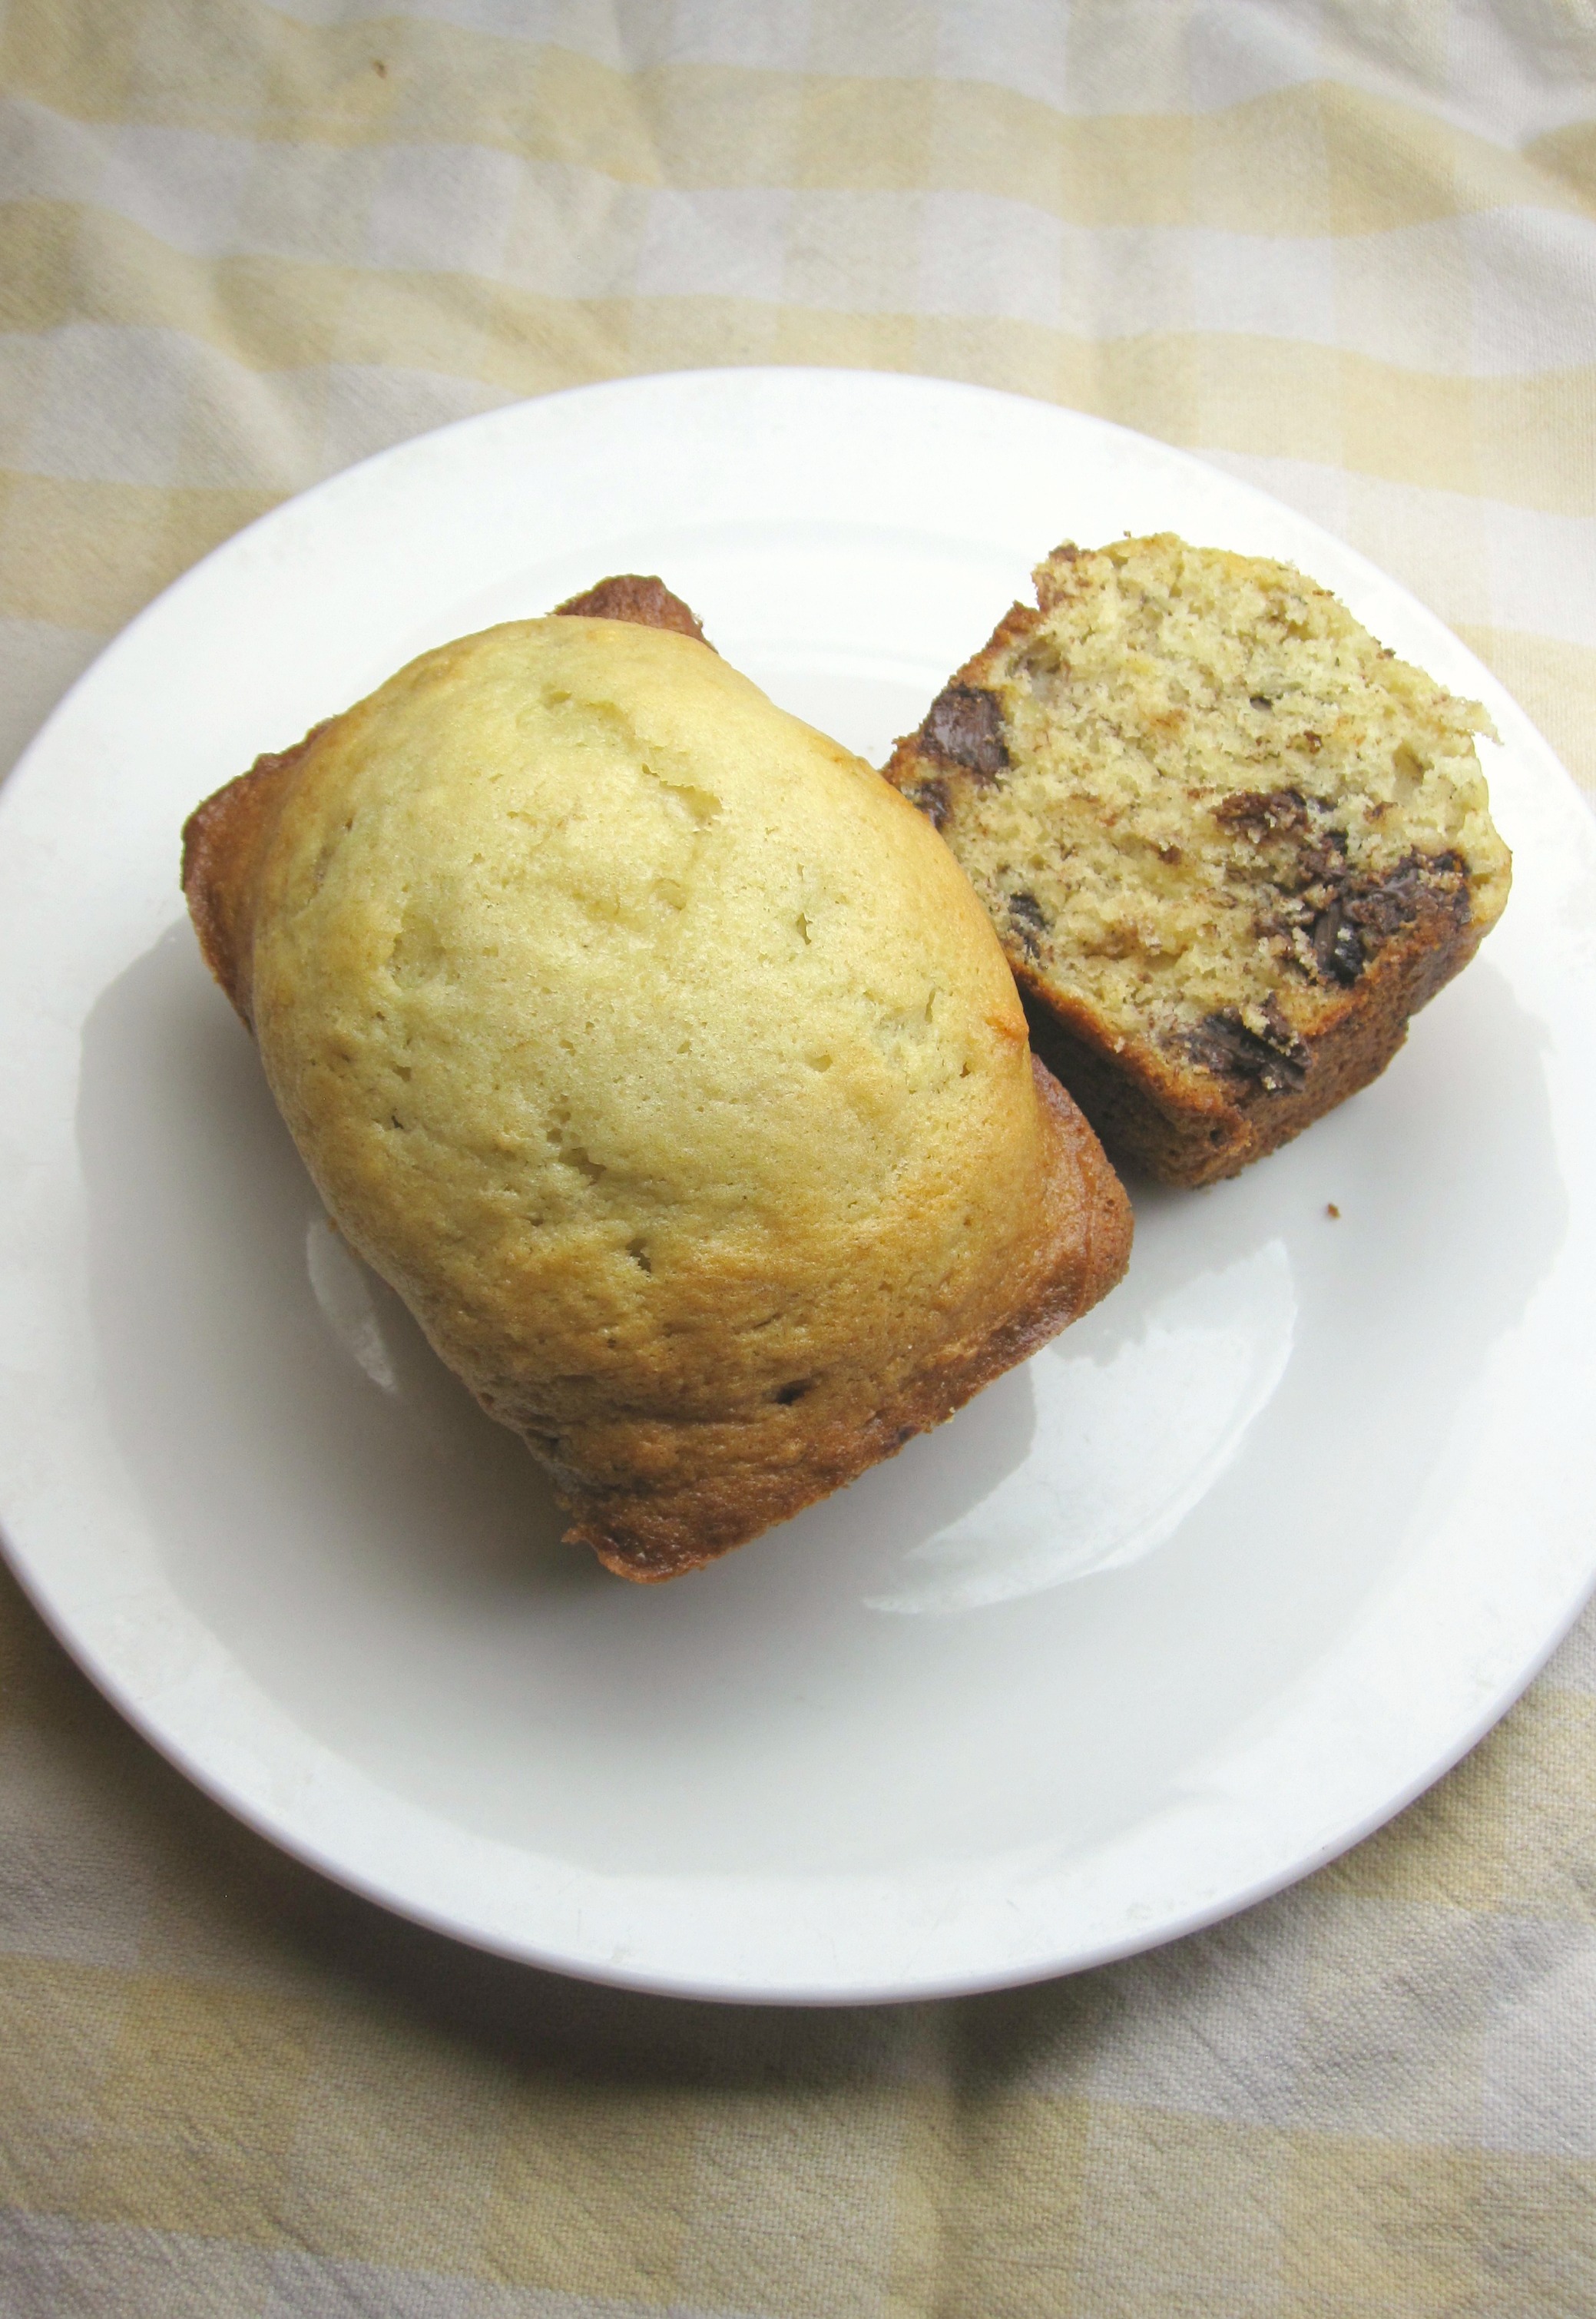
[2,369,1594,2005]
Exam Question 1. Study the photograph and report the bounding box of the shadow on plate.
[73,922,1568,1877]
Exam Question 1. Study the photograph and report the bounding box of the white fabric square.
[502,164,649,299]
[1200,449,1353,542]
[635,187,793,300]
[918,190,1063,327]
[1188,0,1320,111]
[1540,1605,1596,1696]
[663,0,815,71]
[318,365,508,481]
[0,333,51,467]
[0,96,104,205]
[167,345,323,492]
[1336,218,1472,373]
[1316,0,1451,108]
[1444,0,1596,146]
[0,1726,153,1970]
[0,2215,275,2319]
[933,0,1071,112]
[1061,225,1193,339]
[22,327,316,495]
[1191,230,1336,346]
[1341,475,1492,632]
[366,143,522,277]
[239,141,388,269]
[806,0,939,79]
[1067,1889,1316,2125]
[1485,502,1596,648]
[263,2251,478,2318]
[23,323,194,488]
[266,0,624,63]
[264,2248,690,2317]
[1063,0,1192,115]
[1290,1898,1499,2142]
[1482,1920,1596,2155]
[1465,208,1596,377]
[96,126,252,259]
[786,190,920,313]
[0,621,105,784]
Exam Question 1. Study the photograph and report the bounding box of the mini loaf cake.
[885,535,1512,1186]
[183,578,1131,1581]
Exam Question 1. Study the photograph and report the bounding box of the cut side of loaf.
[885,535,1512,1186]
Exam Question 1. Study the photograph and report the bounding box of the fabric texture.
[3,1,1596,2311]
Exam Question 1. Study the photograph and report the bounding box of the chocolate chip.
[1214,787,1310,839]
[1343,850,1469,946]
[920,685,1010,782]
[1298,827,1349,889]
[1310,899,1364,984]
[905,776,952,829]
[773,1380,812,1405]
[1006,890,1048,959]
[1185,1004,1310,1094]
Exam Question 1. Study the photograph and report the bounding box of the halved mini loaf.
[885,534,1512,1187]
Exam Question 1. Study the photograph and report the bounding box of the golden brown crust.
[570,1056,1131,1579]
[553,572,710,645]
[180,725,329,1032]
[183,581,1132,1582]
[885,541,1508,1189]
[180,578,713,1032]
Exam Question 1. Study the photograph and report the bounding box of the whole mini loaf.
[183,581,1132,1579]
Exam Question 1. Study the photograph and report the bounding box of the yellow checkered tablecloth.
[3,3,1596,2312]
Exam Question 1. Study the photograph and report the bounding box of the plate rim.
[2,364,1594,2004]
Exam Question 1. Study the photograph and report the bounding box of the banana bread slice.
[884,534,1512,1187]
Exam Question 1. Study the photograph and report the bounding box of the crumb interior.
[925,536,1509,1080]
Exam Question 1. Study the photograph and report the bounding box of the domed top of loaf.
[190,612,1131,1575]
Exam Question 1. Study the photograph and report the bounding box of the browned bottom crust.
[554,573,710,644]
[567,1054,1131,1579]
[1012,904,1488,1188]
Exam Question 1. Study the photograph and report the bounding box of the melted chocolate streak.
[1005,890,1048,961]
[919,684,1010,782]
[1185,1005,1310,1095]
[1187,818,1470,1090]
